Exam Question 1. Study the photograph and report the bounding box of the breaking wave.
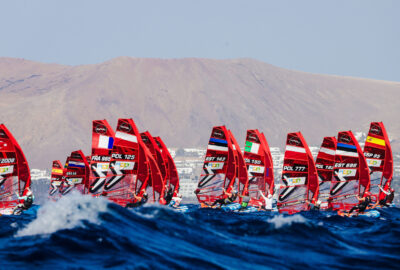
[0,198,399,269]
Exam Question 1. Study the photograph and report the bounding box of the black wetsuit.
[211,194,237,207]
[349,196,371,214]
[23,196,33,209]
[126,197,148,208]
[165,189,174,205]
[309,203,320,211]
[379,192,394,207]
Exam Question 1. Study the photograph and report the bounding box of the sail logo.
[67,178,83,184]
[95,125,107,134]
[0,165,13,175]
[288,138,301,145]
[337,169,356,177]
[370,125,382,135]
[206,162,224,170]
[366,159,382,167]
[339,135,351,143]
[0,131,5,138]
[285,177,306,186]
[115,161,134,170]
[119,123,131,132]
[248,165,265,174]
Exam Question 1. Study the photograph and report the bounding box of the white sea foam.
[267,214,308,229]
[16,192,108,237]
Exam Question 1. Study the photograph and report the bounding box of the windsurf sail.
[363,122,393,202]
[141,131,167,201]
[277,132,318,214]
[49,160,64,196]
[0,124,31,215]
[88,120,115,195]
[154,136,180,196]
[315,137,337,209]
[61,150,90,195]
[243,129,274,207]
[329,131,370,211]
[227,130,248,196]
[196,126,236,205]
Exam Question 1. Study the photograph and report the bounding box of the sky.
[0,0,399,81]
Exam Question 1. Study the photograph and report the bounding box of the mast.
[277,132,318,214]
[195,126,236,205]
[363,122,393,202]
[88,120,115,195]
[330,131,370,211]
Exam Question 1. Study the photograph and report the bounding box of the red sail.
[154,136,180,195]
[102,119,145,207]
[330,131,370,211]
[363,122,393,202]
[228,130,248,196]
[141,131,168,200]
[243,130,274,207]
[0,124,31,214]
[277,132,318,214]
[315,137,337,209]
[61,150,90,195]
[196,126,236,205]
[88,120,115,195]
[145,148,165,203]
[49,160,64,196]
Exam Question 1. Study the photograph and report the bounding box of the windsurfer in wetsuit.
[238,191,251,211]
[371,185,395,208]
[346,192,372,216]
[126,192,148,208]
[307,199,321,211]
[13,188,34,214]
[211,188,238,208]
[169,193,183,208]
[164,186,174,205]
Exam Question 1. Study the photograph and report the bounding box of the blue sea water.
[1,194,399,270]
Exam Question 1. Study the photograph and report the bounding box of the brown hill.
[1,57,399,169]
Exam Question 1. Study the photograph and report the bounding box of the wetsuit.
[349,196,371,214]
[211,193,237,207]
[309,203,320,211]
[126,196,148,208]
[164,188,174,205]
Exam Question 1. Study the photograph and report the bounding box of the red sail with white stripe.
[330,131,370,211]
[195,126,236,205]
[363,122,393,202]
[154,136,180,196]
[243,130,274,207]
[61,150,90,195]
[277,132,318,214]
[102,119,145,206]
[49,160,64,197]
[88,120,115,195]
[0,124,31,215]
[315,137,337,209]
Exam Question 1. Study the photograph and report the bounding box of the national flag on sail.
[68,161,85,168]
[366,136,385,147]
[207,138,228,152]
[319,147,335,156]
[245,141,260,154]
[51,168,64,175]
[93,134,114,149]
[336,143,358,157]
[115,131,137,143]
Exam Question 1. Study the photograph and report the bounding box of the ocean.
[1,193,399,270]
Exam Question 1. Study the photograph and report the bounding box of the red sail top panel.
[89,120,115,195]
[259,132,274,195]
[278,132,317,214]
[154,136,180,195]
[196,126,236,205]
[363,122,393,201]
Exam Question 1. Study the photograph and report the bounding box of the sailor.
[258,190,274,211]
[238,191,251,211]
[307,199,321,211]
[126,192,148,208]
[169,193,183,208]
[13,188,34,214]
[371,185,395,208]
[164,185,174,205]
[346,192,372,216]
[211,188,238,208]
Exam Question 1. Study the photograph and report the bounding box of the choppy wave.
[1,195,399,269]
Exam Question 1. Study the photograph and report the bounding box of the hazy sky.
[0,0,399,81]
